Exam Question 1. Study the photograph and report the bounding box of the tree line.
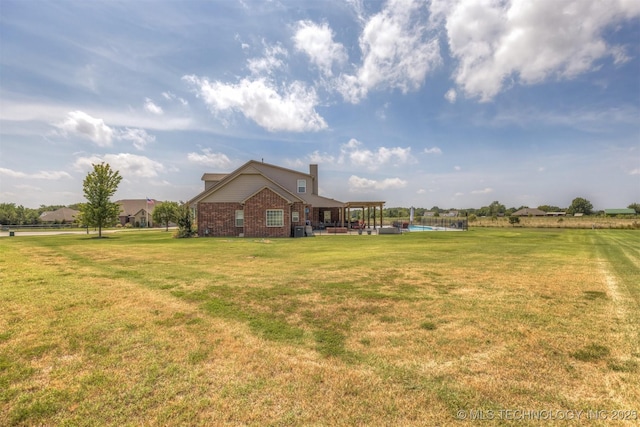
[2,163,637,229]
[385,199,640,218]
[2,163,195,238]
[0,203,83,225]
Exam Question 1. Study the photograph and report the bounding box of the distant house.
[545,212,566,216]
[39,207,79,223]
[512,208,546,217]
[116,199,157,227]
[604,208,636,216]
[189,161,347,238]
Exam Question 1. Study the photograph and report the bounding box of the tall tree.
[567,197,593,216]
[628,203,640,214]
[152,201,179,231]
[488,201,506,216]
[79,163,122,238]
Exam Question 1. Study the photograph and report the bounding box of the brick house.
[188,160,346,237]
[116,199,157,227]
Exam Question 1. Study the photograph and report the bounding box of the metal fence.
[1,223,82,231]
[412,217,468,231]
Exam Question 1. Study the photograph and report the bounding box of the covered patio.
[345,201,385,229]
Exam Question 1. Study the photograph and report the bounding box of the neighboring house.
[604,208,636,216]
[39,207,79,223]
[512,208,547,217]
[545,211,566,216]
[189,161,346,238]
[116,199,157,227]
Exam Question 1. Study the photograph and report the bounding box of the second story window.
[297,179,306,193]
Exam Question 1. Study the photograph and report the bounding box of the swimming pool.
[408,225,435,231]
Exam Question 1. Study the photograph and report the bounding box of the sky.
[1,0,639,210]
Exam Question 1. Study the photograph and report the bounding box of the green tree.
[79,163,122,238]
[0,203,18,225]
[152,201,179,231]
[628,203,640,214]
[508,216,520,226]
[567,197,593,216]
[488,201,506,216]
[175,202,195,238]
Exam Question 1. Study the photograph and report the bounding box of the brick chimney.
[309,164,318,195]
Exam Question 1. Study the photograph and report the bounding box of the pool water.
[408,225,435,231]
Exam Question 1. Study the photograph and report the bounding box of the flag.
[146,198,154,205]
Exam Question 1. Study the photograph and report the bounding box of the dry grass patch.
[1,229,638,425]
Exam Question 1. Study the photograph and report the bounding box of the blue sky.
[1,0,638,210]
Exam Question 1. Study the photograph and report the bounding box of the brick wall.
[198,191,314,238]
[244,188,291,238]
[197,202,243,237]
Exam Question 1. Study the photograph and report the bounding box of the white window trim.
[292,211,300,223]
[297,179,306,193]
[266,209,284,227]
[235,210,244,227]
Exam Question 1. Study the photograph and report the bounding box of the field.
[469,216,639,229]
[1,229,638,425]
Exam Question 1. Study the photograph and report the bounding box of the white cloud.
[162,91,189,106]
[440,0,640,101]
[118,128,155,151]
[471,187,494,194]
[630,168,640,176]
[336,0,441,103]
[307,150,336,164]
[293,20,348,77]
[183,75,327,132]
[247,42,288,75]
[424,147,442,155]
[340,138,413,170]
[187,148,232,168]
[73,153,165,178]
[56,111,114,146]
[454,165,461,171]
[0,167,72,180]
[55,111,156,150]
[348,175,408,191]
[444,88,457,103]
[144,98,164,115]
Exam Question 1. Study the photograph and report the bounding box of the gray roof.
[512,208,546,216]
[189,160,345,207]
[39,207,79,222]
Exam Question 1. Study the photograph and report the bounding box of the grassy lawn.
[1,229,638,425]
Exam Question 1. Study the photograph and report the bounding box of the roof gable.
[189,160,310,205]
[116,199,157,216]
[243,186,294,204]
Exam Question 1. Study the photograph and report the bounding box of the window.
[297,179,306,193]
[323,210,332,224]
[235,210,244,227]
[292,211,300,223]
[266,209,284,227]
